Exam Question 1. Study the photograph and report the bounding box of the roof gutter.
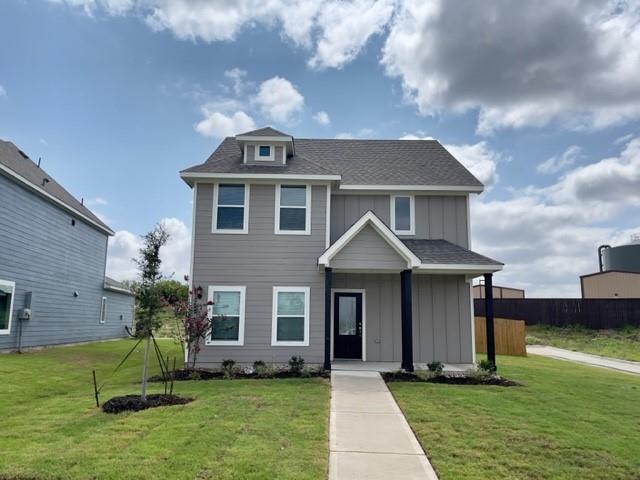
[0,163,114,236]
[179,171,342,186]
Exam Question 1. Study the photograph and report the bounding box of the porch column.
[400,269,414,372]
[484,273,496,368]
[324,267,332,371]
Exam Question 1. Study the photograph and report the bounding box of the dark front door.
[334,292,363,359]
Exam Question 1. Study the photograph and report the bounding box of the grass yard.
[388,355,640,480]
[526,324,640,361]
[0,339,330,480]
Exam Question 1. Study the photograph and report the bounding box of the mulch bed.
[102,394,193,414]
[381,371,520,386]
[148,368,330,382]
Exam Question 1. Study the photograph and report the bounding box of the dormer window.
[256,145,274,161]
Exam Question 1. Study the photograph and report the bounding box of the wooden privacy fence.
[474,317,527,357]
[474,298,640,329]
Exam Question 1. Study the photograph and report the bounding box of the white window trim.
[212,183,250,234]
[0,279,15,335]
[99,296,107,324]
[255,144,275,161]
[390,194,415,235]
[271,286,310,347]
[274,184,311,235]
[206,285,246,346]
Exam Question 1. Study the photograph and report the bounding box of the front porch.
[331,359,475,373]
[318,211,503,371]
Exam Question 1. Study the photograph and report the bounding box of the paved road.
[527,345,640,375]
[329,370,439,480]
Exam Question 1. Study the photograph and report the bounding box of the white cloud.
[48,0,134,16]
[399,134,434,140]
[335,132,354,139]
[444,141,501,187]
[106,218,191,281]
[335,128,374,139]
[195,109,255,138]
[254,76,304,123]
[0,85,6,97]
[471,136,640,297]
[313,111,331,126]
[308,0,396,69]
[537,145,581,174]
[224,68,248,96]
[382,0,640,134]
[85,196,108,207]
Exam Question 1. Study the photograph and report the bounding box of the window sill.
[206,340,245,346]
[274,230,311,236]
[211,229,249,234]
[271,341,309,347]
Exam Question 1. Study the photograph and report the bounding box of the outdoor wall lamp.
[196,286,203,299]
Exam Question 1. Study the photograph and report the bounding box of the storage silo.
[582,238,640,298]
[601,243,640,273]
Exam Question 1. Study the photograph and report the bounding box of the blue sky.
[1,0,639,296]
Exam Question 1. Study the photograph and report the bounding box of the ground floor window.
[0,279,15,334]
[99,296,107,324]
[207,286,246,346]
[271,286,309,346]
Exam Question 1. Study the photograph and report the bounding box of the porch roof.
[318,211,502,274]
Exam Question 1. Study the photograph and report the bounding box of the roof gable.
[0,140,113,235]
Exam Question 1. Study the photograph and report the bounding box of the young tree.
[170,284,212,369]
[134,223,169,401]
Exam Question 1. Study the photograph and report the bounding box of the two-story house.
[0,140,135,351]
[180,127,502,371]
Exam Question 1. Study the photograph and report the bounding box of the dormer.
[236,127,294,166]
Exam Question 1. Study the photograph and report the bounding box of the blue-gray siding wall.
[0,173,129,349]
[103,290,135,332]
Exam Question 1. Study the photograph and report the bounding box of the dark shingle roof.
[402,239,502,266]
[181,132,483,188]
[0,140,113,234]
[237,126,290,137]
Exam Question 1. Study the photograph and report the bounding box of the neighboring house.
[473,284,525,299]
[180,127,502,370]
[0,140,135,351]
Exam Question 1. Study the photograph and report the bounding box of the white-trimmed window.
[271,286,309,346]
[275,184,311,234]
[207,286,246,346]
[256,145,274,161]
[213,184,249,234]
[0,280,15,335]
[99,296,107,324]
[390,195,415,235]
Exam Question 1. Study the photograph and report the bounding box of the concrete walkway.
[528,345,640,375]
[329,370,438,480]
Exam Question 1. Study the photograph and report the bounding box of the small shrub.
[478,359,497,372]
[466,367,495,383]
[221,359,236,379]
[300,366,315,378]
[427,361,444,375]
[288,356,305,375]
[253,361,276,378]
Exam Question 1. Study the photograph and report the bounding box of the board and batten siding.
[0,174,130,350]
[192,183,328,366]
[331,225,406,271]
[333,273,473,364]
[330,194,469,247]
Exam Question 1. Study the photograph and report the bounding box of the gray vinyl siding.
[103,291,135,329]
[0,174,129,350]
[331,225,407,270]
[331,194,469,247]
[192,183,328,366]
[333,273,473,363]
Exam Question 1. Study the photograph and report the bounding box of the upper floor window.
[0,279,15,335]
[213,184,249,234]
[275,185,311,235]
[257,145,274,161]
[390,195,415,235]
[207,286,246,346]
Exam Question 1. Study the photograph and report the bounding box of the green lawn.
[388,355,640,480]
[526,324,640,361]
[0,339,329,480]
